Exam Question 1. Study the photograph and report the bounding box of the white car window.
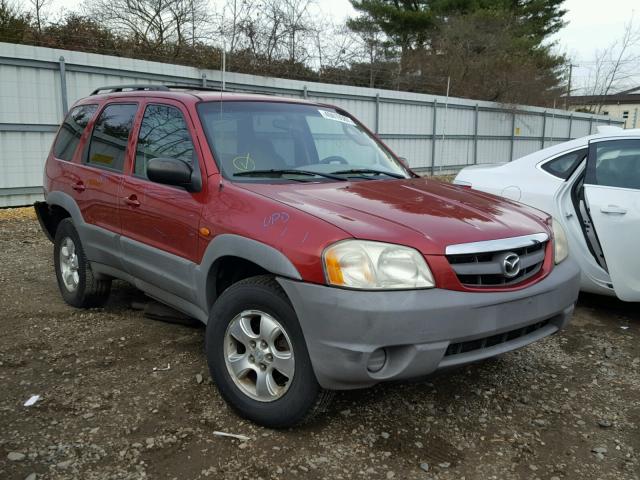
[541,149,587,180]
[591,140,640,189]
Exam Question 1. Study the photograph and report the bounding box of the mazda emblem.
[502,253,521,278]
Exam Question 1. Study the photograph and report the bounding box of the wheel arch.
[197,234,302,312]
[35,192,84,242]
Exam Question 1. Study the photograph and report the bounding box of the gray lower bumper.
[278,259,581,390]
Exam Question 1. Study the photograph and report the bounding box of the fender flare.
[45,191,85,226]
[195,234,302,313]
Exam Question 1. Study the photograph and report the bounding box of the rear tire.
[206,275,332,428]
[54,218,111,308]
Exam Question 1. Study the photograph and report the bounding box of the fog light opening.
[367,348,387,373]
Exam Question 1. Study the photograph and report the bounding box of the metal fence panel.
[477,140,511,165]
[435,105,474,136]
[514,113,544,137]
[0,64,62,124]
[477,110,513,136]
[571,119,591,138]
[0,130,54,188]
[382,138,432,169]
[513,139,545,159]
[433,138,475,169]
[380,101,433,135]
[0,41,622,206]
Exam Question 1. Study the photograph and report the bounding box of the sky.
[550,0,639,92]
[34,0,640,92]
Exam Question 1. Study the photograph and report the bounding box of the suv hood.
[241,178,550,255]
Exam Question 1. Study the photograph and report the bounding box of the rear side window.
[53,105,98,161]
[135,104,195,178]
[541,148,587,179]
[86,103,138,171]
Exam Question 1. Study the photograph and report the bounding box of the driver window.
[135,104,196,178]
[593,140,640,189]
[306,115,377,166]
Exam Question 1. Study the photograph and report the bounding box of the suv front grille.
[445,234,548,288]
[444,319,550,357]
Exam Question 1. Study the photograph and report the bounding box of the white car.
[454,126,640,301]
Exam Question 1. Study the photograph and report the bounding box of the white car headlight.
[323,240,435,289]
[552,217,569,264]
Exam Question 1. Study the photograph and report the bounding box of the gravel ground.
[1,210,639,480]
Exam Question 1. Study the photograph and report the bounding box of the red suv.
[36,85,581,427]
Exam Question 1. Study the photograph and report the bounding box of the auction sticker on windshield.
[318,110,356,125]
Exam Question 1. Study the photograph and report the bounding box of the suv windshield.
[197,101,411,182]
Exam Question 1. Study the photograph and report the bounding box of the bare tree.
[29,0,49,35]
[218,0,257,53]
[310,22,373,80]
[279,0,315,63]
[211,0,325,74]
[84,0,213,55]
[580,16,640,112]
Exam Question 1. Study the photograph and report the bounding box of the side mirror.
[147,158,196,190]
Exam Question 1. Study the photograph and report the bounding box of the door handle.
[124,195,140,208]
[600,205,627,215]
[72,182,86,192]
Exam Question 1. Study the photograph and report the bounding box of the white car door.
[583,137,640,301]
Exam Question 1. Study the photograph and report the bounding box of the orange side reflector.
[199,227,211,237]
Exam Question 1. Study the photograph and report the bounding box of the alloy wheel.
[223,309,295,402]
[59,236,80,292]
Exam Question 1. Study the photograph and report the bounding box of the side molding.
[42,196,303,323]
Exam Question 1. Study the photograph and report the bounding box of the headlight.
[552,218,569,264]
[323,240,435,289]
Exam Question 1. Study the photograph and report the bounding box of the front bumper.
[277,258,581,390]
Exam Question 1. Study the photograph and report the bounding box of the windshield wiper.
[233,169,347,181]
[330,168,405,179]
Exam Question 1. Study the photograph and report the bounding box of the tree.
[346,0,568,105]
[84,0,213,58]
[346,14,396,87]
[29,0,50,36]
[348,0,567,50]
[579,17,640,113]
[0,0,34,44]
[347,0,435,53]
[218,0,255,53]
[42,13,119,54]
[416,9,566,103]
[0,0,572,105]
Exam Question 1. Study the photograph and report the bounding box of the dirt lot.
[1,210,639,480]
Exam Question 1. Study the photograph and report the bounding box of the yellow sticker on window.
[90,153,114,166]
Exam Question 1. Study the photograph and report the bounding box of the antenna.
[221,42,227,91]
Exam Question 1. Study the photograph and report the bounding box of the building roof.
[568,86,640,105]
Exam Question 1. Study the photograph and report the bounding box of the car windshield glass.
[197,101,411,182]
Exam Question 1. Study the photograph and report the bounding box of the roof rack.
[90,85,170,95]
[90,84,224,96]
[163,85,223,92]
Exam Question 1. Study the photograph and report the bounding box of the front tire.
[206,275,332,428]
[54,218,111,308]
